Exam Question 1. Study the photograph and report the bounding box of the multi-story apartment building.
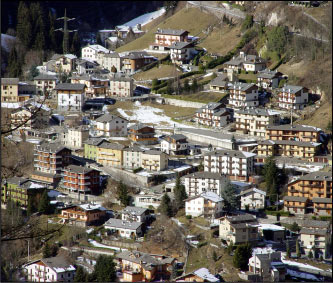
[284,171,332,215]
[133,192,167,209]
[265,124,322,142]
[228,82,259,108]
[1,78,35,102]
[184,172,228,197]
[123,146,144,169]
[141,150,168,171]
[33,74,58,95]
[81,44,110,61]
[219,214,259,245]
[61,165,100,195]
[176,268,219,282]
[97,52,123,73]
[62,126,89,149]
[234,108,280,137]
[95,113,128,137]
[34,143,72,175]
[150,28,189,51]
[59,203,106,226]
[1,177,46,209]
[161,134,189,155]
[96,142,125,168]
[204,149,256,181]
[300,220,331,259]
[84,138,109,161]
[128,123,157,145]
[169,41,196,65]
[122,51,156,73]
[115,250,175,282]
[55,83,86,112]
[195,102,232,128]
[240,188,266,211]
[25,256,76,282]
[70,74,109,98]
[109,76,134,97]
[121,206,149,223]
[278,85,309,110]
[185,191,223,218]
[257,140,321,161]
[256,69,283,90]
[10,104,49,130]
[76,59,99,75]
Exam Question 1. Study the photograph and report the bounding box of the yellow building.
[1,78,19,102]
[96,142,125,168]
[141,150,168,172]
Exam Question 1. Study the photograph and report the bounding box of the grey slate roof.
[104,52,120,58]
[99,142,126,150]
[298,171,332,182]
[64,165,95,174]
[266,124,321,132]
[41,256,75,272]
[123,51,153,60]
[204,149,256,159]
[128,123,152,131]
[209,74,228,87]
[203,102,223,110]
[213,108,229,116]
[84,138,108,146]
[184,171,227,180]
[155,28,188,36]
[34,74,58,80]
[123,146,144,153]
[37,142,71,154]
[170,41,194,49]
[6,177,29,186]
[283,196,308,202]
[236,108,280,117]
[122,206,148,216]
[54,83,86,91]
[280,85,305,94]
[300,228,328,236]
[257,69,282,79]
[258,139,321,147]
[2,78,19,85]
[142,150,164,155]
[104,218,143,230]
[312,197,332,204]
[227,214,257,223]
[95,113,126,123]
[229,82,256,91]
[109,76,133,82]
[302,219,331,229]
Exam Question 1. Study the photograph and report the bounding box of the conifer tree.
[117,181,130,206]
[8,47,21,78]
[93,255,116,282]
[191,78,198,93]
[70,31,80,57]
[43,242,52,258]
[233,243,252,271]
[16,1,32,49]
[74,266,87,282]
[296,240,301,258]
[286,241,291,258]
[158,193,172,217]
[221,181,240,213]
[174,174,187,211]
[263,155,279,201]
[38,190,51,214]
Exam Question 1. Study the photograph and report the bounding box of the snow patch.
[123,8,166,27]
[88,239,127,251]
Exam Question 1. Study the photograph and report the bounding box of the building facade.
[62,126,89,149]
[128,124,157,145]
[150,28,189,51]
[141,150,168,171]
[228,82,259,108]
[278,85,309,110]
[109,76,134,97]
[185,192,223,218]
[96,142,125,168]
[55,83,86,112]
[95,113,128,137]
[81,44,110,61]
[161,134,189,155]
[33,74,58,95]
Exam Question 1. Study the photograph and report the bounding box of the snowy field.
[117,101,194,129]
[123,7,165,27]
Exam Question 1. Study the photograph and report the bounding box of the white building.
[109,76,134,97]
[81,44,111,61]
[228,82,259,108]
[240,188,266,211]
[33,74,58,95]
[55,83,86,112]
[185,191,223,218]
[278,85,309,110]
[25,256,76,282]
[234,108,280,137]
[133,192,168,209]
[123,146,143,169]
[184,171,228,197]
[161,134,188,155]
[104,218,143,239]
[97,52,123,73]
[95,113,128,137]
[62,126,90,149]
[257,69,283,90]
[121,206,149,223]
[204,149,256,182]
[169,41,196,65]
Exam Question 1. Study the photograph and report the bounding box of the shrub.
[197,241,207,248]
[186,215,192,219]
[133,167,143,173]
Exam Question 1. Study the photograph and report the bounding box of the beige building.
[48,54,77,73]
[228,82,259,108]
[70,74,109,98]
[97,142,125,168]
[240,188,266,211]
[235,108,280,137]
[1,78,35,102]
[150,28,189,51]
[62,126,89,149]
[95,113,128,137]
[109,76,134,97]
[97,52,123,73]
[141,150,168,172]
[33,74,58,95]
[219,214,259,245]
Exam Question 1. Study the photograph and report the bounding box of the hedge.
[265,210,291,217]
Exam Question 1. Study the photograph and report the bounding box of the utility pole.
[55,9,77,54]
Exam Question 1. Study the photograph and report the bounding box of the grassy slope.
[133,64,177,80]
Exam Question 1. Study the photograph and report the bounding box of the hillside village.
[1,1,332,282]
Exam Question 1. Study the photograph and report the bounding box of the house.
[122,51,156,73]
[284,171,332,215]
[194,102,232,128]
[84,138,109,161]
[204,149,256,182]
[128,123,157,145]
[76,59,99,75]
[81,44,111,61]
[175,267,219,282]
[98,29,117,44]
[33,74,59,95]
[141,150,168,171]
[150,28,189,51]
[169,41,196,65]
[97,52,123,73]
[121,206,149,223]
[61,165,101,195]
[25,256,76,282]
[265,124,322,142]
[115,250,175,282]
[55,83,86,112]
[161,134,189,155]
[115,24,145,40]
[234,108,280,136]
[257,139,321,161]
[1,177,46,209]
[62,126,89,149]
[248,251,286,282]
[59,203,106,227]
[184,172,228,197]
[104,218,143,239]
[95,113,128,137]
[70,74,109,98]
[228,82,259,108]
[109,76,134,97]
[123,146,144,169]
[97,142,125,168]
[258,223,285,242]
[133,192,171,209]
[1,78,35,102]
[224,51,266,73]
[300,220,331,259]
[47,54,77,73]
[219,214,259,244]
[240,188,266,211]
[256,69,283,90]
[208,74,230,93]
[278,85,309,110]
[185,191,223,218]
